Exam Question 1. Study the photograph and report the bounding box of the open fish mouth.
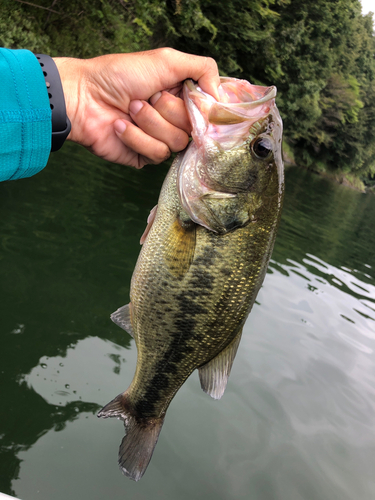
[184,77,277,138]
[178,77,282,231]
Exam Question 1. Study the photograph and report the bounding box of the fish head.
[178,78,284,233]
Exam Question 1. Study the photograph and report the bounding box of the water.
[0,144,374,500]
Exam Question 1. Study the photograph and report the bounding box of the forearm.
[0,48,51,181]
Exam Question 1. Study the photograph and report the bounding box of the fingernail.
[149,92,162,106]
[129,100,144,115]
[114,119,127,134]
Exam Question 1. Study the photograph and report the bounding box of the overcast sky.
[361,0,374,15]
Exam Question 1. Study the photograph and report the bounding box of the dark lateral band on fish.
[98,76,284,481]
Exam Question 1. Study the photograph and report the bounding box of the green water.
[1,143,374,500]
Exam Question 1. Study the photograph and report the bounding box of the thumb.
[158,49,221,101]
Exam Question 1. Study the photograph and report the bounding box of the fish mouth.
[178,77,284,231]
[184,78,277,127]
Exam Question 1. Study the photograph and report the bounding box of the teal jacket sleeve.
[0,48,52,182]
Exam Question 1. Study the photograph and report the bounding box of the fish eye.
[251,137,273,160]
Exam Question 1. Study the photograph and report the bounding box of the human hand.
[53,48,220,168]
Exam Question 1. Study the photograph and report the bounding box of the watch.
[35,53,71,152]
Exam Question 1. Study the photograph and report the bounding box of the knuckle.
[205,56,218,73]
[133,103,159,127]
[158,47,176,60]
[136,157,148,169]
[170,132,189,152]
[153,92,175,114]
[154,144,171,163]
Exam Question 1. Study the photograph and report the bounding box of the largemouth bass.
[98,78,284,481]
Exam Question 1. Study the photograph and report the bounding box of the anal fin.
[98,393,126,419]
[111,303,134,338]
[198,328,243,400]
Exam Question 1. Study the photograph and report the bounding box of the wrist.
[52,57,86,145]
[35,54,71,151]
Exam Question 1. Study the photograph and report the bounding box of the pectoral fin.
[198,328,243,400]
[111,303,134,338]
[140,205,158,245]
[163,217,196,279]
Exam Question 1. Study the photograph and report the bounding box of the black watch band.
[35,54,71,152]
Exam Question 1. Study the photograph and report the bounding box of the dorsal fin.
[198,328,243,399]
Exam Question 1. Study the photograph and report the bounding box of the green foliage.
[156,0,283,78]
[0,0,158,56]
[265,0,375,178]
[1,0,375,182]
[0,6,51,52]
[157,0,375,182]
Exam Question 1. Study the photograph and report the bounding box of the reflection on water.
[23,337,131,407]
[0,145,375,499]
[235,253,375,500]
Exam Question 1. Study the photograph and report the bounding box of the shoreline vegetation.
[1,0,374,190]
[282,141,370,193]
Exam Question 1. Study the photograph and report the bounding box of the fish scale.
[98,77,284,481]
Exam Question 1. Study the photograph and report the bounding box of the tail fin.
[98,393,164,481]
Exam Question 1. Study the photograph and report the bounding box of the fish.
[98,77,284,481]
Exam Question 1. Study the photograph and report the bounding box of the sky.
[361,0,374,15]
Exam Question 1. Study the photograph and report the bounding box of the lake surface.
[1,143,374,500]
